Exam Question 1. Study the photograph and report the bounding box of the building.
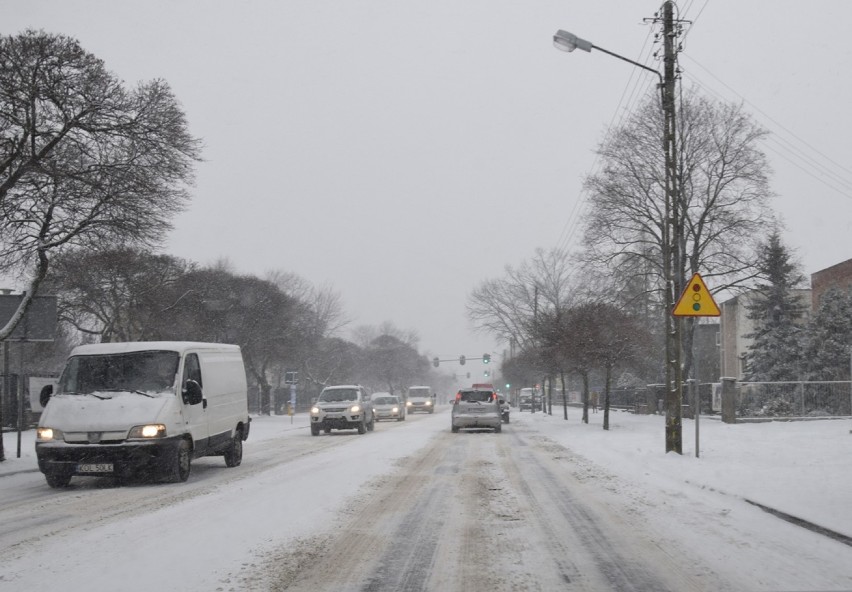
[811,258,852,309]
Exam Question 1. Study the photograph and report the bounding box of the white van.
[36,341,251,488]
[406,385,435,413]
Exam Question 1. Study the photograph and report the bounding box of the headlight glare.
[37,427,63,442]
[350,404,361,413]
[310,406,320,414]
[128,424,166,439]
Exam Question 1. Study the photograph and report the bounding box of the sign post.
[672,273,720,458]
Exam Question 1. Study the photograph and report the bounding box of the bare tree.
[467,247,576,354]
[44,247,193,342]
[0,30,201,338]
[581,88,774,376]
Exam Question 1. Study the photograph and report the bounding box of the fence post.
[721,377,737,424]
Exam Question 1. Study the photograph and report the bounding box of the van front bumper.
[36,437,184,477]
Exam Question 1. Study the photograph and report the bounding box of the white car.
[372,393,405,422]
[451,387,502,433]
[310,385,374,436]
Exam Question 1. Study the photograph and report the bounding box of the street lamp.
[553,11,684,454]
[553,30,661,85]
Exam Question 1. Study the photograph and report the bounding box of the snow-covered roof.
[70,341,241,356]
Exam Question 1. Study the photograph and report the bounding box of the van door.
[181,353,209,455]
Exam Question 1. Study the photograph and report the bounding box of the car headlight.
[350,404,361,413]
[311,406,320,415]
[391,406,399,413]
[425,400,432,406]
[37,427,64,442]
[128,424,167,439]
[406,401,412,407]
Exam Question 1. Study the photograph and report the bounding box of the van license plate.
[78,463,113,473]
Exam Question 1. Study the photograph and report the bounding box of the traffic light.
[432,357,440,367]
[483,353,490,364]
[459,355,466,365]
[483,370,489,377]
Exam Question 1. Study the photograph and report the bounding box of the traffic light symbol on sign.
[459,355,466,365]
[673,273,721,317]
[482,353,490,364]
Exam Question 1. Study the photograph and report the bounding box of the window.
[183,353,202,388]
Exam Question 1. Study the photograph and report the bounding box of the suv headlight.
[37,427,64,442]
[311,406,320,415]
[350,404,361,413]
[128,424,167,439]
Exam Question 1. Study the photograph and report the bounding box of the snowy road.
[1,409,850,591]
[244,417,730,592]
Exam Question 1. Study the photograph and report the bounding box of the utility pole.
[661,0,683,454]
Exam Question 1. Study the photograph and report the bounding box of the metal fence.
[737,381,852,419]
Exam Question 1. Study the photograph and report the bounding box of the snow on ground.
[1,407,850,591]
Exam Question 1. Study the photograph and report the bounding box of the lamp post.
[553,4,684,454]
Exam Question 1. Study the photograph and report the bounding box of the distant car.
[518,387,543,412]
[372,393,405,422]
[499,398,510,423]
[310,385,374,436]
[451,387,502,433]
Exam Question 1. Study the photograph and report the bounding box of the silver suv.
[310,385,375,436]
[451,387,502,433]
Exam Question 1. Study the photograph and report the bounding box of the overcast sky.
[4,1,851,375]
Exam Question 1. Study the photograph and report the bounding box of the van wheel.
[45,472,72,488]
[169,439,192,482]
[224,431,243,467]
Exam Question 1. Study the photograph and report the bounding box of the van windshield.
[59,351,180,395]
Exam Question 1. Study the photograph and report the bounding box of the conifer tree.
[802,287,852,380]
[742,232,807,381]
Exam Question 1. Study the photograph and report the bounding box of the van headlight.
[37,427,63,442]
[128,424,167,439]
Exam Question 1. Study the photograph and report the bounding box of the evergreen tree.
[802,287,852,380]
[743,232,807,381]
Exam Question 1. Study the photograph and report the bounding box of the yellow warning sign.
[673,273,721,317]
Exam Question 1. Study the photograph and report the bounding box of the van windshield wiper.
[70,392,110,400]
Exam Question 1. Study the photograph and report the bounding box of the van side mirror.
[39,384,54,408]
[183,379,203,405]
